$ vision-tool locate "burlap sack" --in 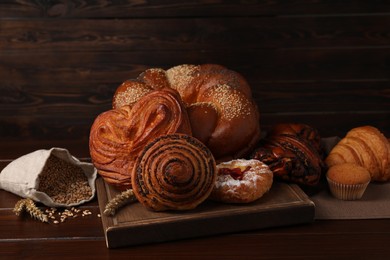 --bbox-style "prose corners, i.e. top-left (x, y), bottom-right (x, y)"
top-left (0, 147), bottom-right (97, 207)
